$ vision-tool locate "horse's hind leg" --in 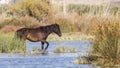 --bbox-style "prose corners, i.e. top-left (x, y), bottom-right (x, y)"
top-left (41, 42), bottom-right (44, 50)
